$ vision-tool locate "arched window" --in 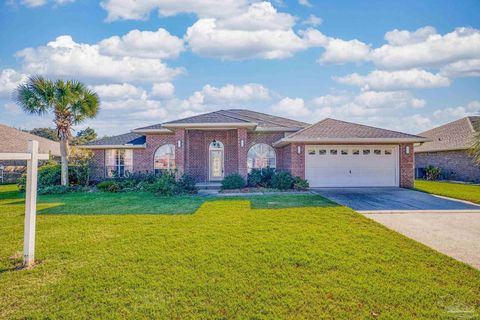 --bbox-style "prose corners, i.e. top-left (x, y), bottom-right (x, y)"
top-left (154, 144), bottom-right (175, 173)
top-left (247, 143), bottom-right (276, 171)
